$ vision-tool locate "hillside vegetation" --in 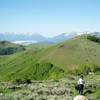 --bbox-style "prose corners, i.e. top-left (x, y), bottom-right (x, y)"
top-left (40, 35), bottom-right (100, 70)
top-left (0, 73), bottom-right (99, 100)
top-left (0, 48), bottom-right (64, 82)
top-left (0, 35), bottom-right (100, 82)
top-left (0, 41), bottom-right (25, 55)
top-left (87, 35), bottom-right (100, 43)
